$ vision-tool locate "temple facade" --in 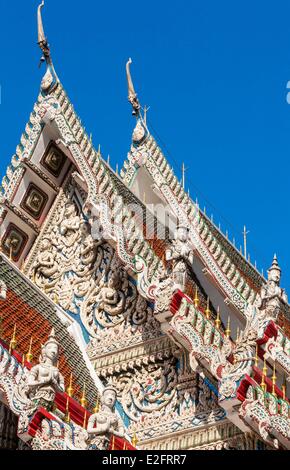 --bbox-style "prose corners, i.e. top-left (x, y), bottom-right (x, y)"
top-left (0, 3), bottom-right (289, 451)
